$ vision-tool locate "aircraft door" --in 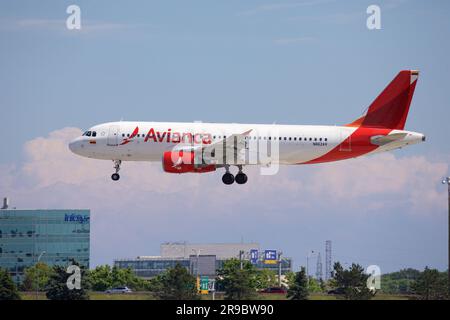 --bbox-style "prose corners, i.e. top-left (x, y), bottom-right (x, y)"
top-left (107, 125), bottom-right (120, 146)
top-left (339, 128), bottom-right (352, 152)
